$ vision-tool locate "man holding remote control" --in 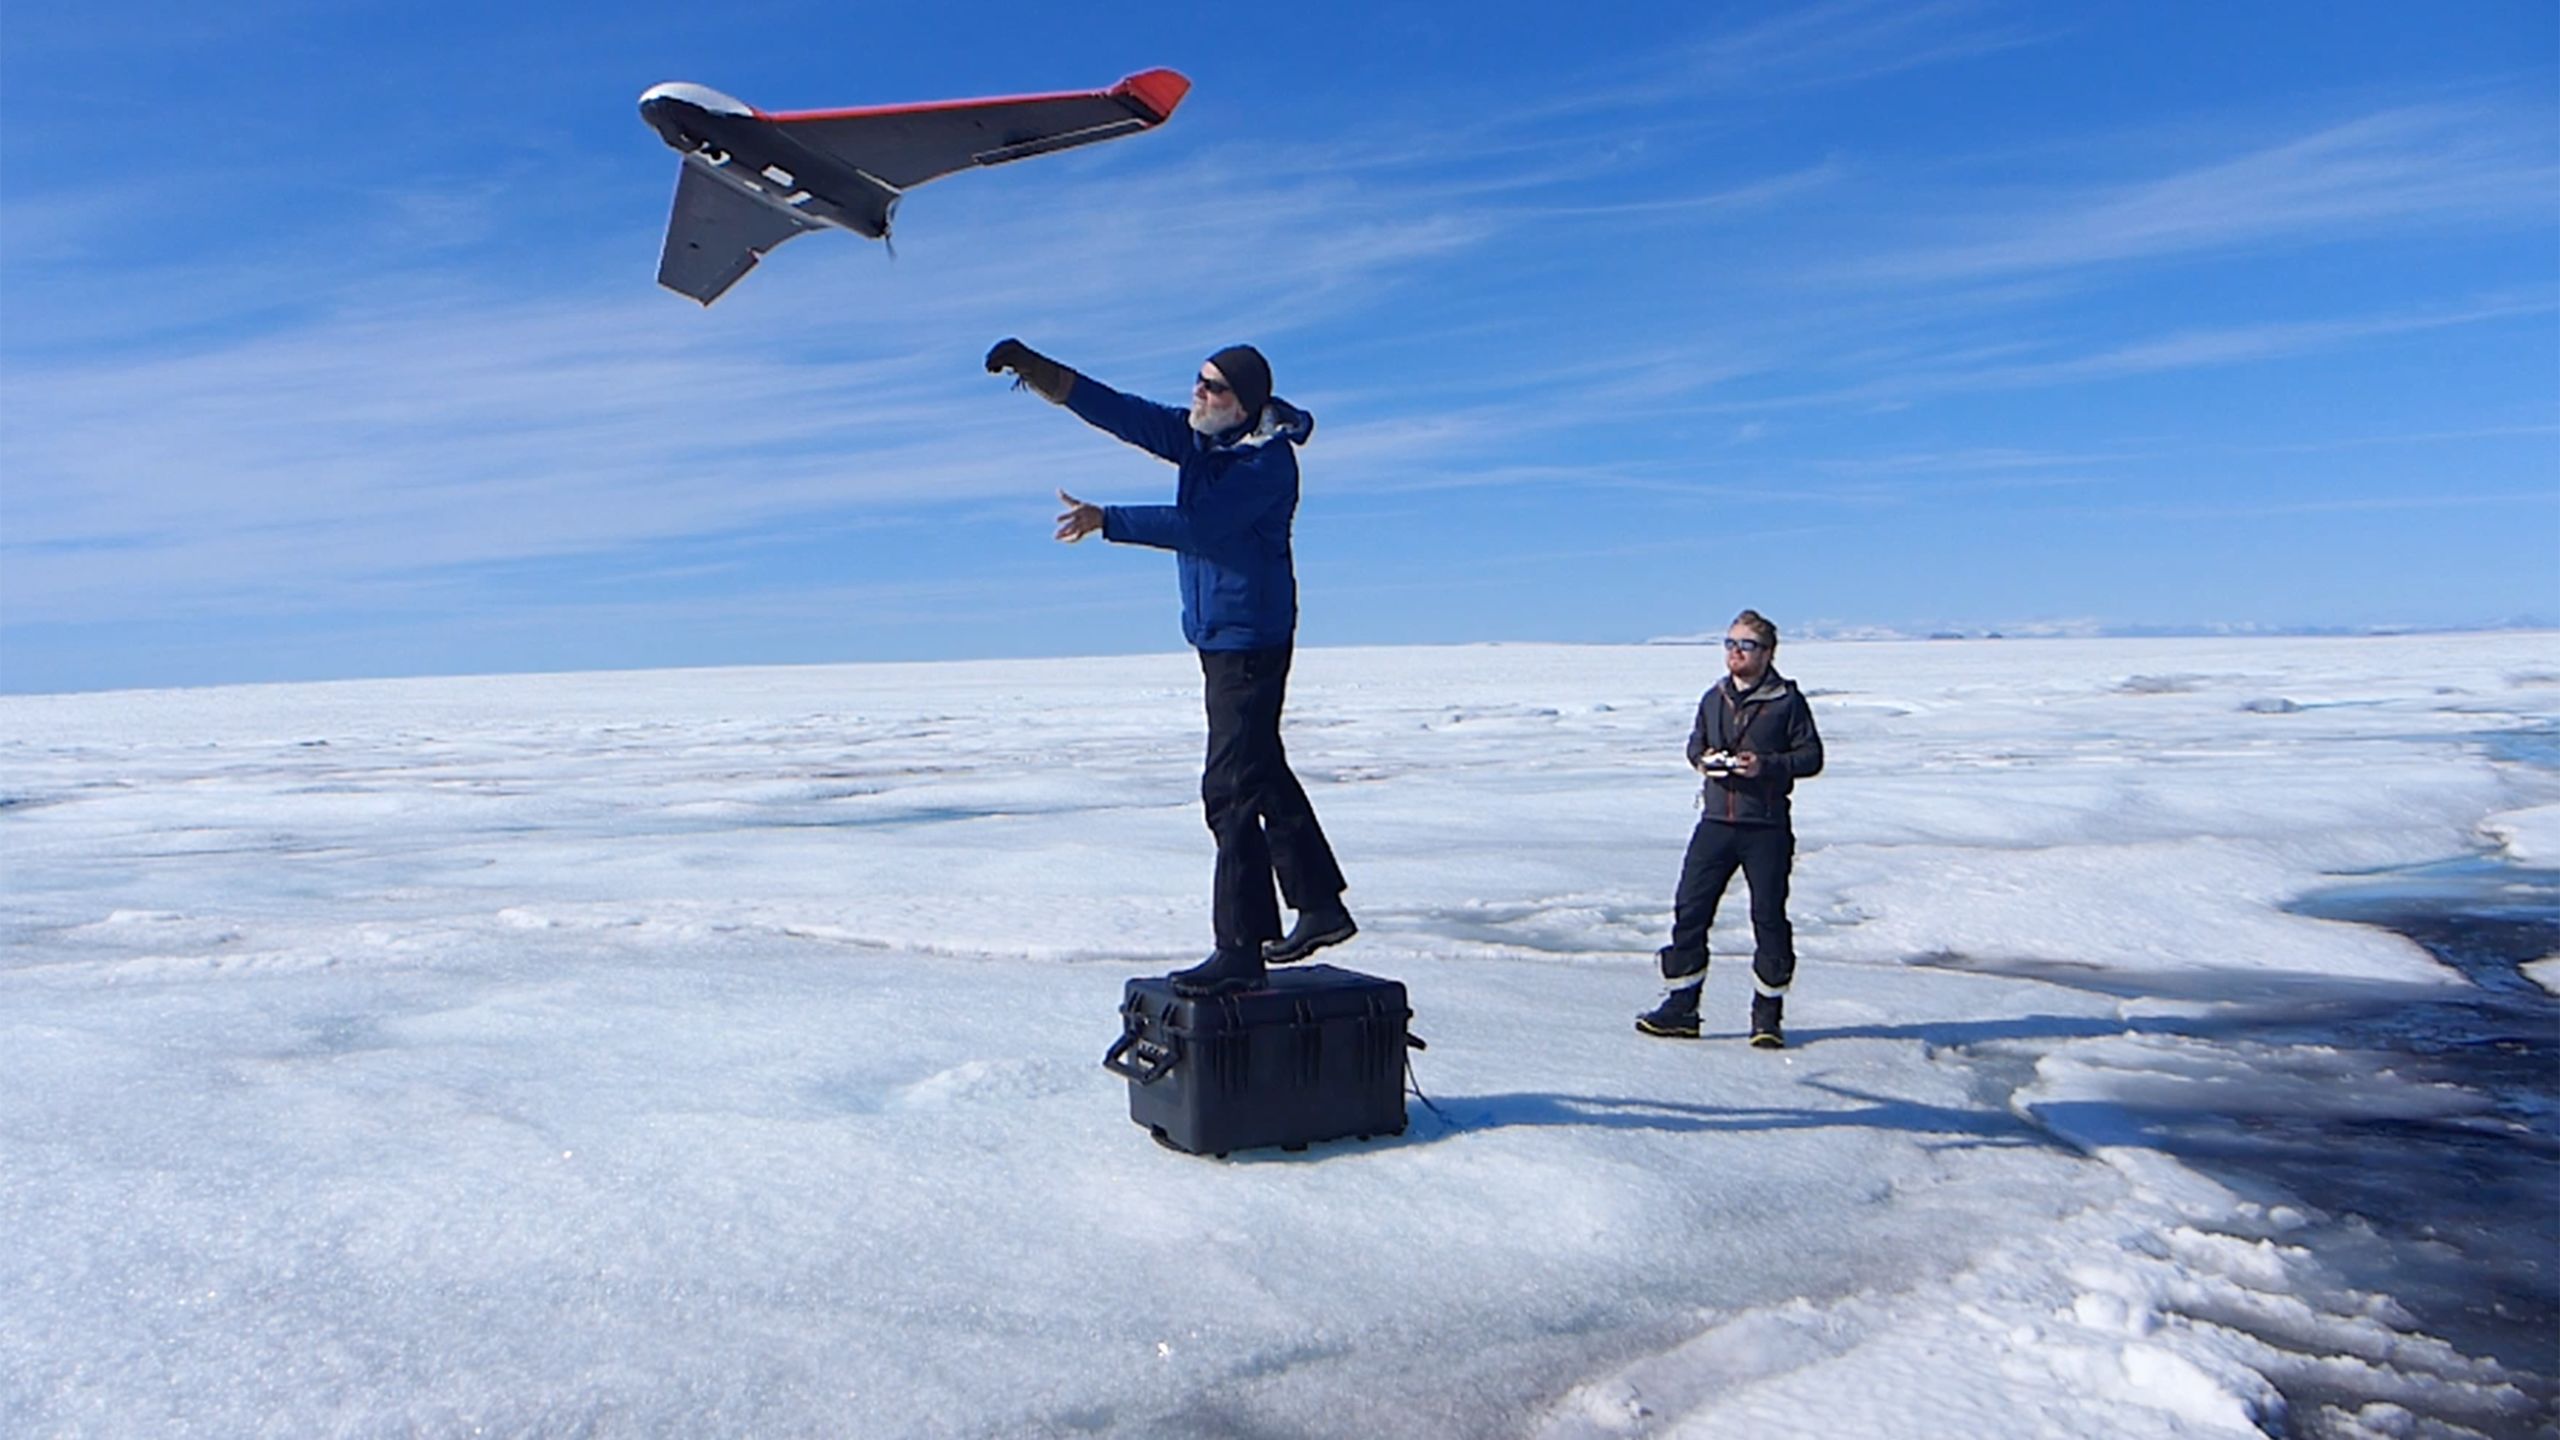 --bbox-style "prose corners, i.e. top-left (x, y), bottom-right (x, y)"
top-left (1638, 609), bottom-right (1825, 1048)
